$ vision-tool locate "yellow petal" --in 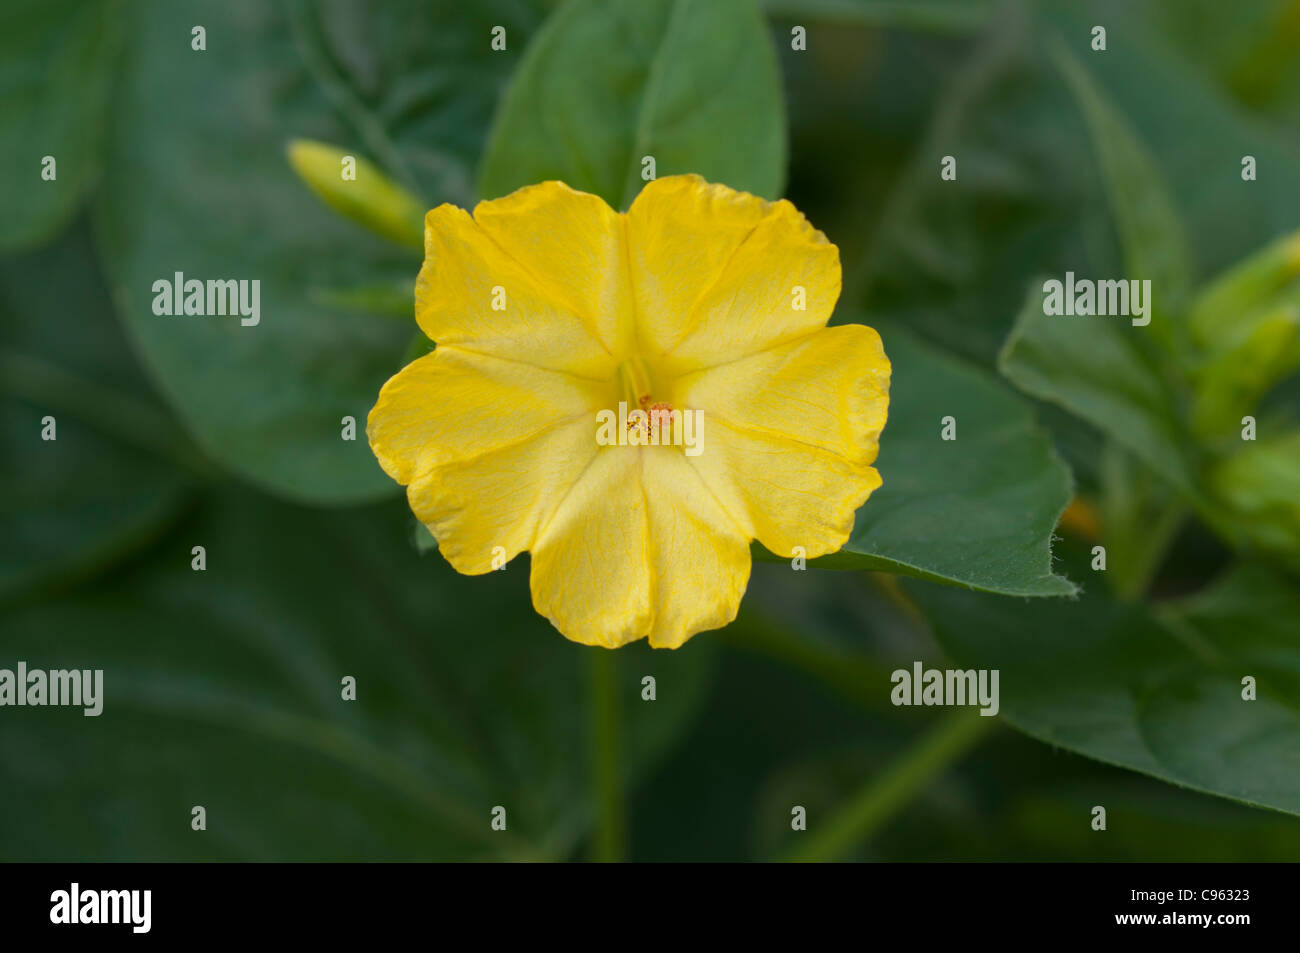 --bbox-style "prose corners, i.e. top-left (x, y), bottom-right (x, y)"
top-left (676, 323), bottom-right (890, 466)
top-left (688, 422), bottom-right (881, 559)
top-left (529, 447), bottom-right (752, 648)
top-left (625, 174), bottom-right (840, 377)
top-left (366, 347), bottom-right (602, 486)
top-left (677, 324), bottom-right (890, 559)
top-left (417, 181), bottom-right (627, 379)
top-left (529, 449), bottom-right (653, 648)
top-left (641, 450), bottom-right (751, 649)
top-left (409, 418), bottom-right (599, 574)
